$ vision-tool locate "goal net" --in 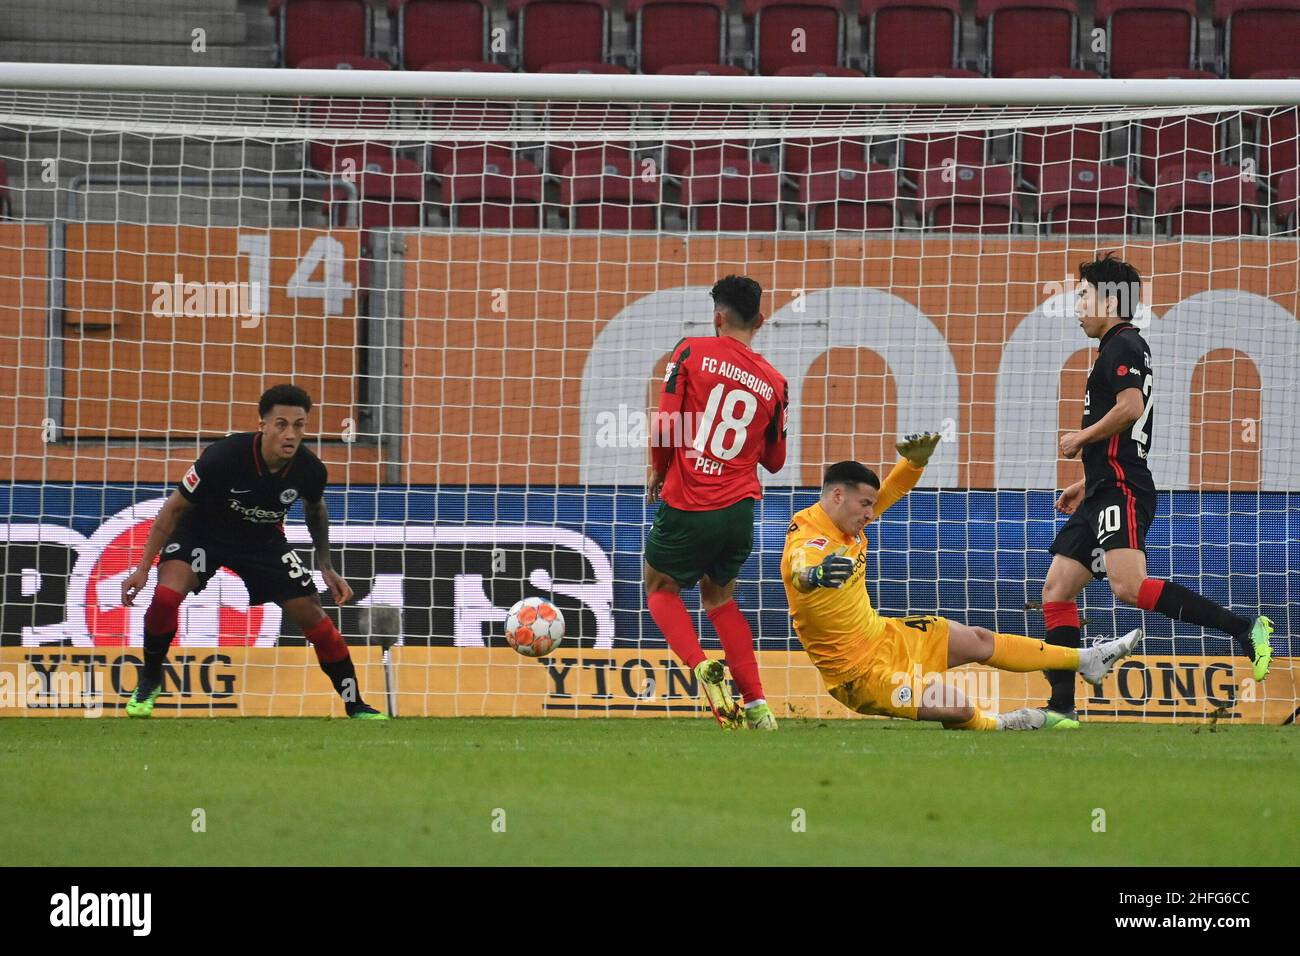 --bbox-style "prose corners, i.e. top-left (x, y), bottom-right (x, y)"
top-left (0, 65), bottom-right (1295, 723)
